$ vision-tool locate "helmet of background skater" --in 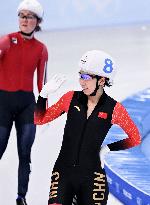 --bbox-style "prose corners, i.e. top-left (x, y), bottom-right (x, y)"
top-left (17, 0), bottom-right (44, 19)
top-left (79, 50), bottom-right (117, 82)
